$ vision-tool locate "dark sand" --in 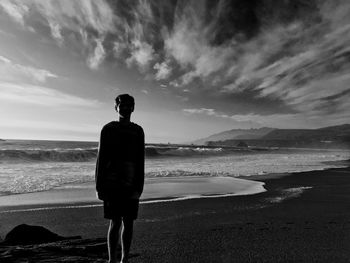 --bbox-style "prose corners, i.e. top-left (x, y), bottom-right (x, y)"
top-left (1, 166), bottom-right (350, 262)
